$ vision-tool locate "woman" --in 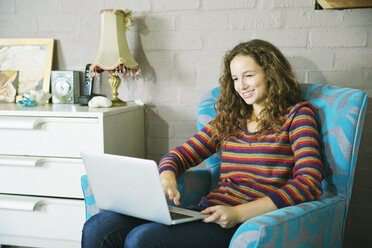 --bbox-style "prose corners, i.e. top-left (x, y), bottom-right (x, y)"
top-left (82, 39), bottom-right (324, 248)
